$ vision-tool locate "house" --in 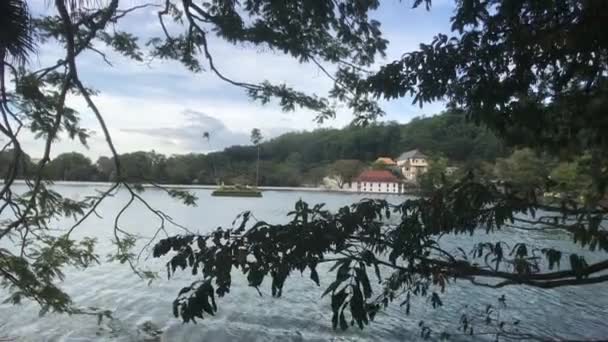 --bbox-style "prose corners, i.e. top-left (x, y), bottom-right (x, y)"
top-left (350, 170), bottom-right (402, 194)
top-left (396, 149), bottom-right (428, 182)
